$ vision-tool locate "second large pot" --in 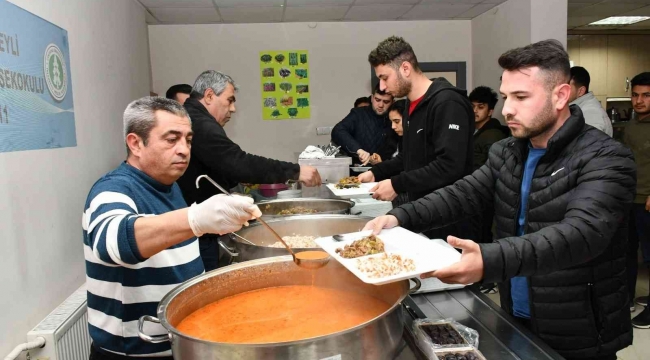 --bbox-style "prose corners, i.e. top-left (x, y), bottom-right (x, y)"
top-left (257, 198), bottom-right (355, 219)
top-left (220, 215), bottom-right (372, 264)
